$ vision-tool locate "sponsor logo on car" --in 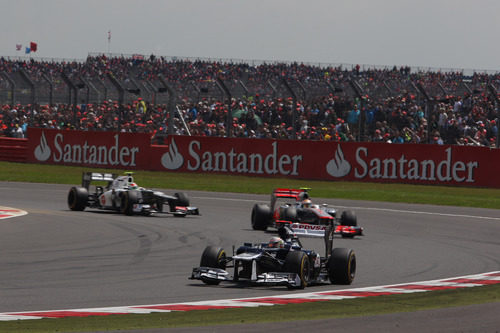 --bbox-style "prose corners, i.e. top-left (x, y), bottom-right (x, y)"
top-left (292, 224), bottom-right (327, 230)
